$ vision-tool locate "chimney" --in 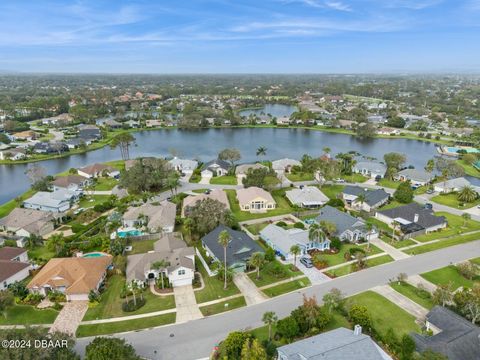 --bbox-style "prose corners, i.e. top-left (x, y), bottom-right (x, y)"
top-left (354, 325), bottom-right (362, 336)
top-left (414, 214), bottom-right (419, 223)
